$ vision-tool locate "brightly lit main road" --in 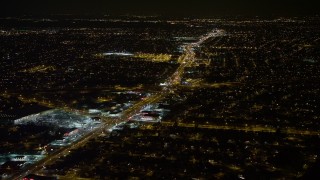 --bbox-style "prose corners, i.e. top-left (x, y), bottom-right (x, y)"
top-left (11, 29), bottom-right (225, 180)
